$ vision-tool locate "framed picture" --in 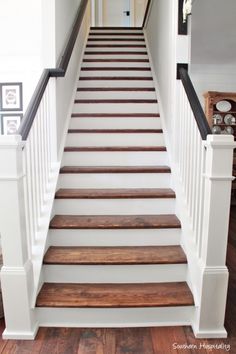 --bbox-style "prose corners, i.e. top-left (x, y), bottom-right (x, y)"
top-left (0, 82), bottom-right (23, 111)
top-left (1, 114), bottom-right (23, 135)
